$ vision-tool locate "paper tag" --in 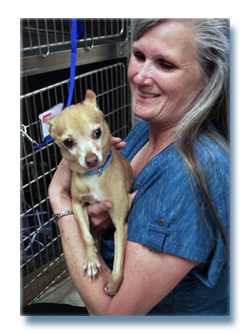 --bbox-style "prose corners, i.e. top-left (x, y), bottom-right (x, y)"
top-left (39, 103), bottom-right (64, 141)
